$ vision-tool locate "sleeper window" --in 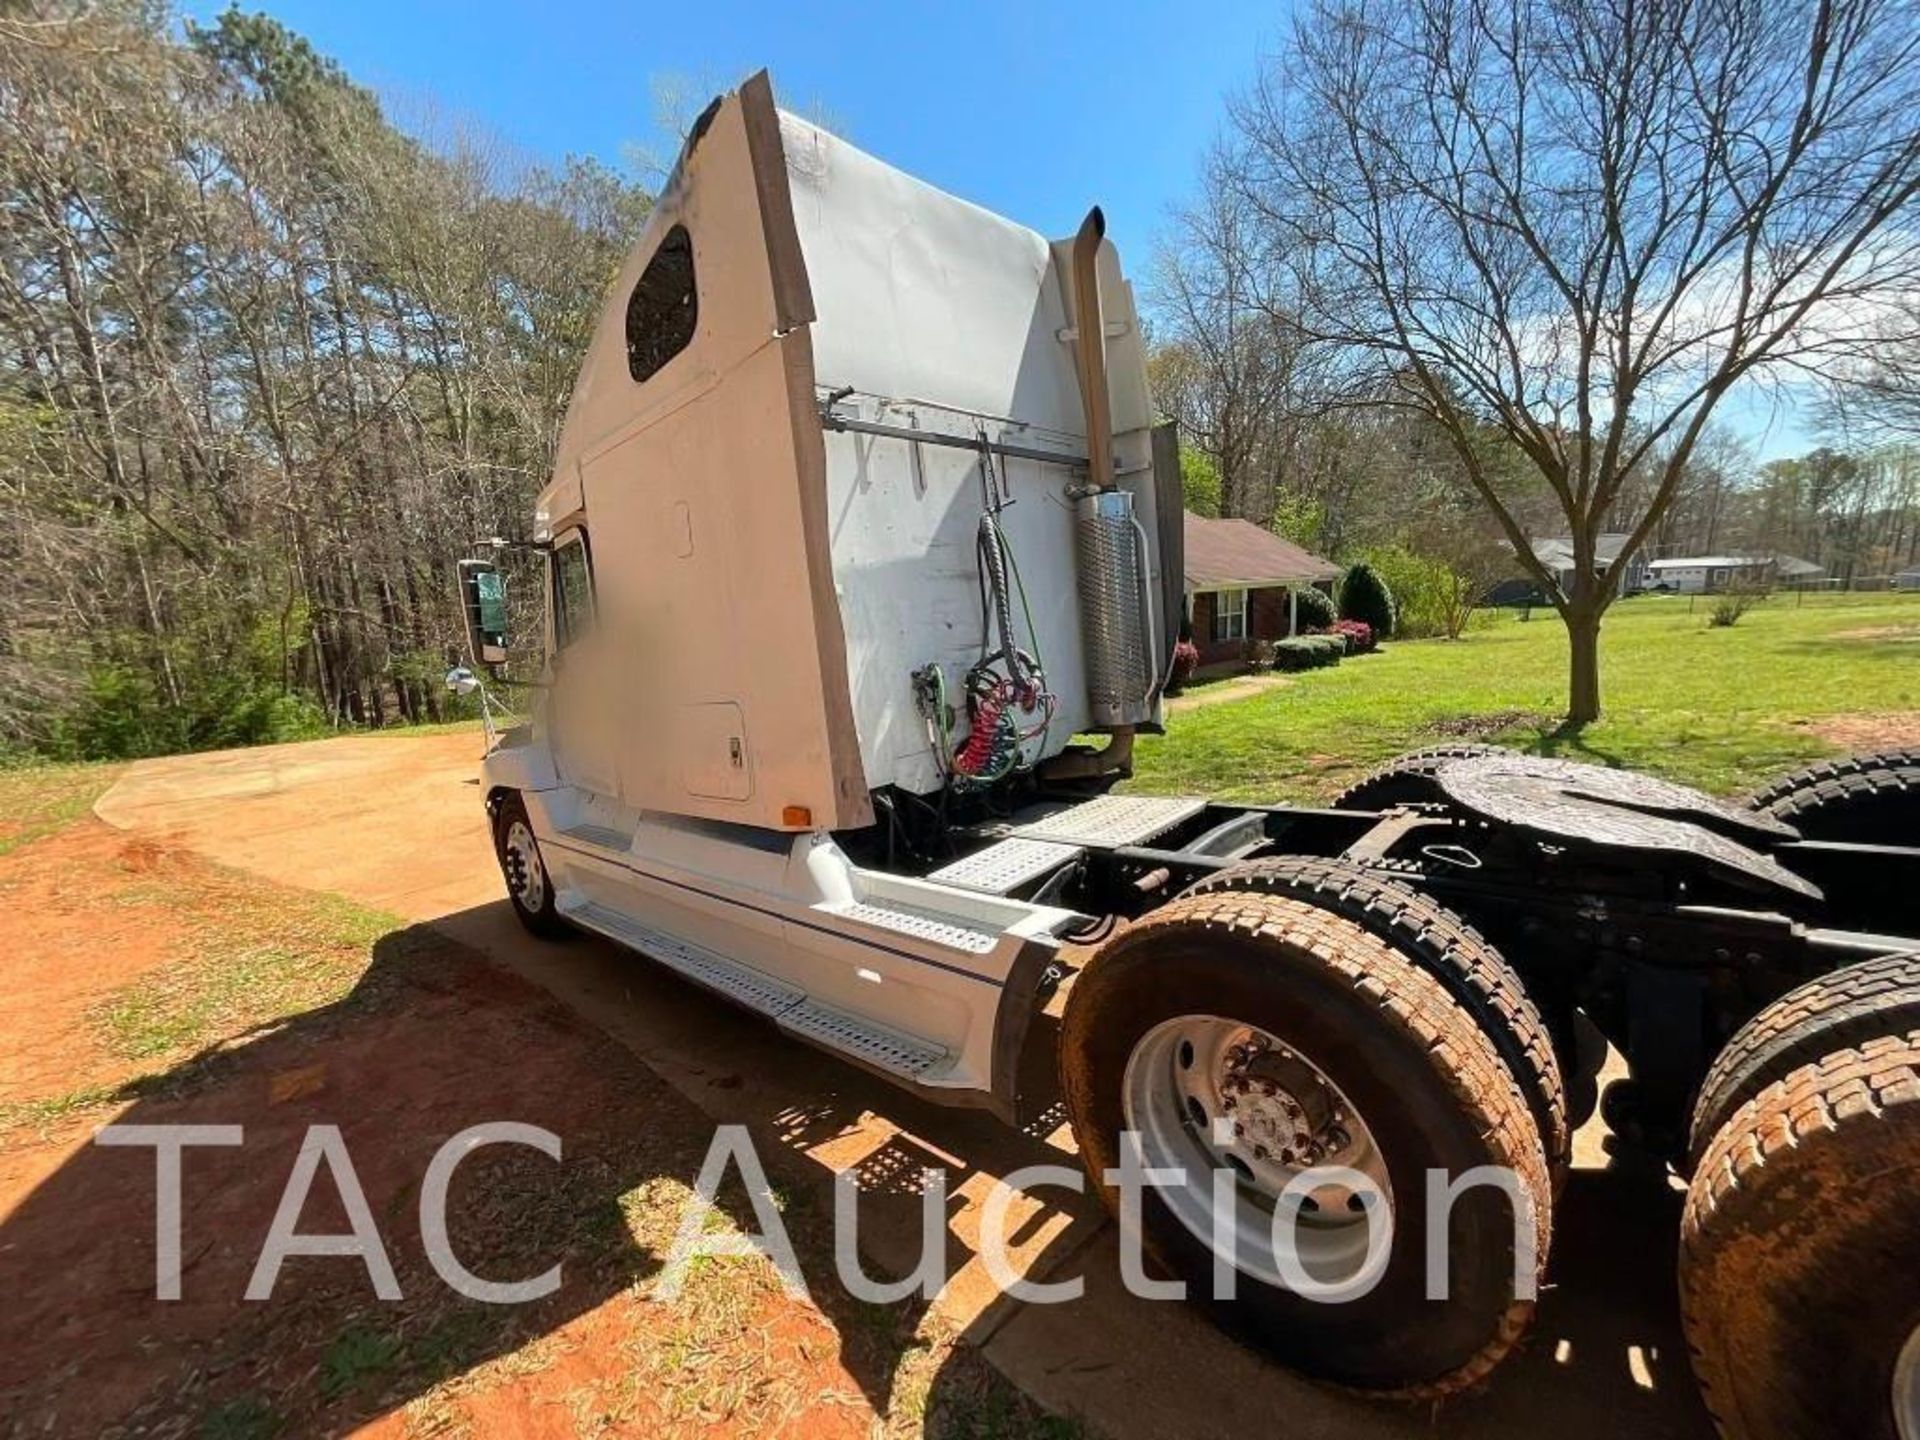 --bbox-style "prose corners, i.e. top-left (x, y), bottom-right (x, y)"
top-left (624, 224), bottom-right (698, 383)
top-left (553, 537), bottom-right (594, 650)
